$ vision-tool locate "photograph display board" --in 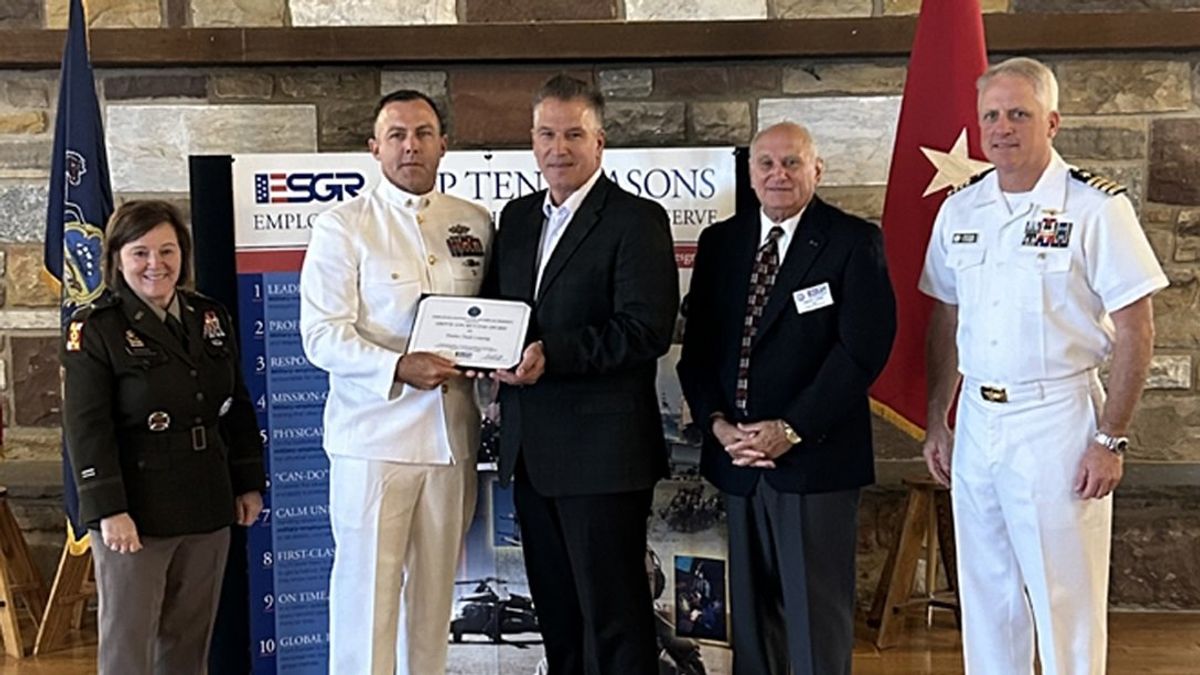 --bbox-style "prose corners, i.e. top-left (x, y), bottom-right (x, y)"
top-left (228, 149), bottom-right (738, 674)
